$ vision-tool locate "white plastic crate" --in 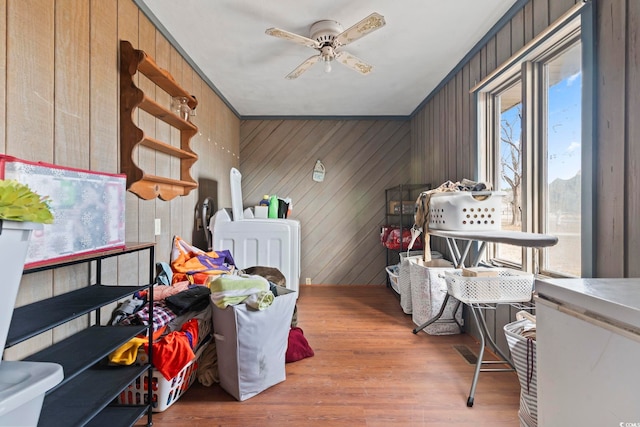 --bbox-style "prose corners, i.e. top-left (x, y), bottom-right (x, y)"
top-left (428, 191), bottom-right (505, 231)
top-left (445, 268), bottom-right (533, 304)
top-left (117, 340), bottom-right (209, 412)
top-left (385, 265), bottom-right (400, 293)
